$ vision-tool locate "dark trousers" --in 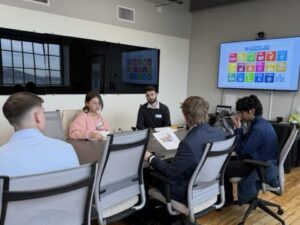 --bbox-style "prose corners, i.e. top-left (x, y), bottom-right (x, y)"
top-left (224, 159), bottom-right (253, 202)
